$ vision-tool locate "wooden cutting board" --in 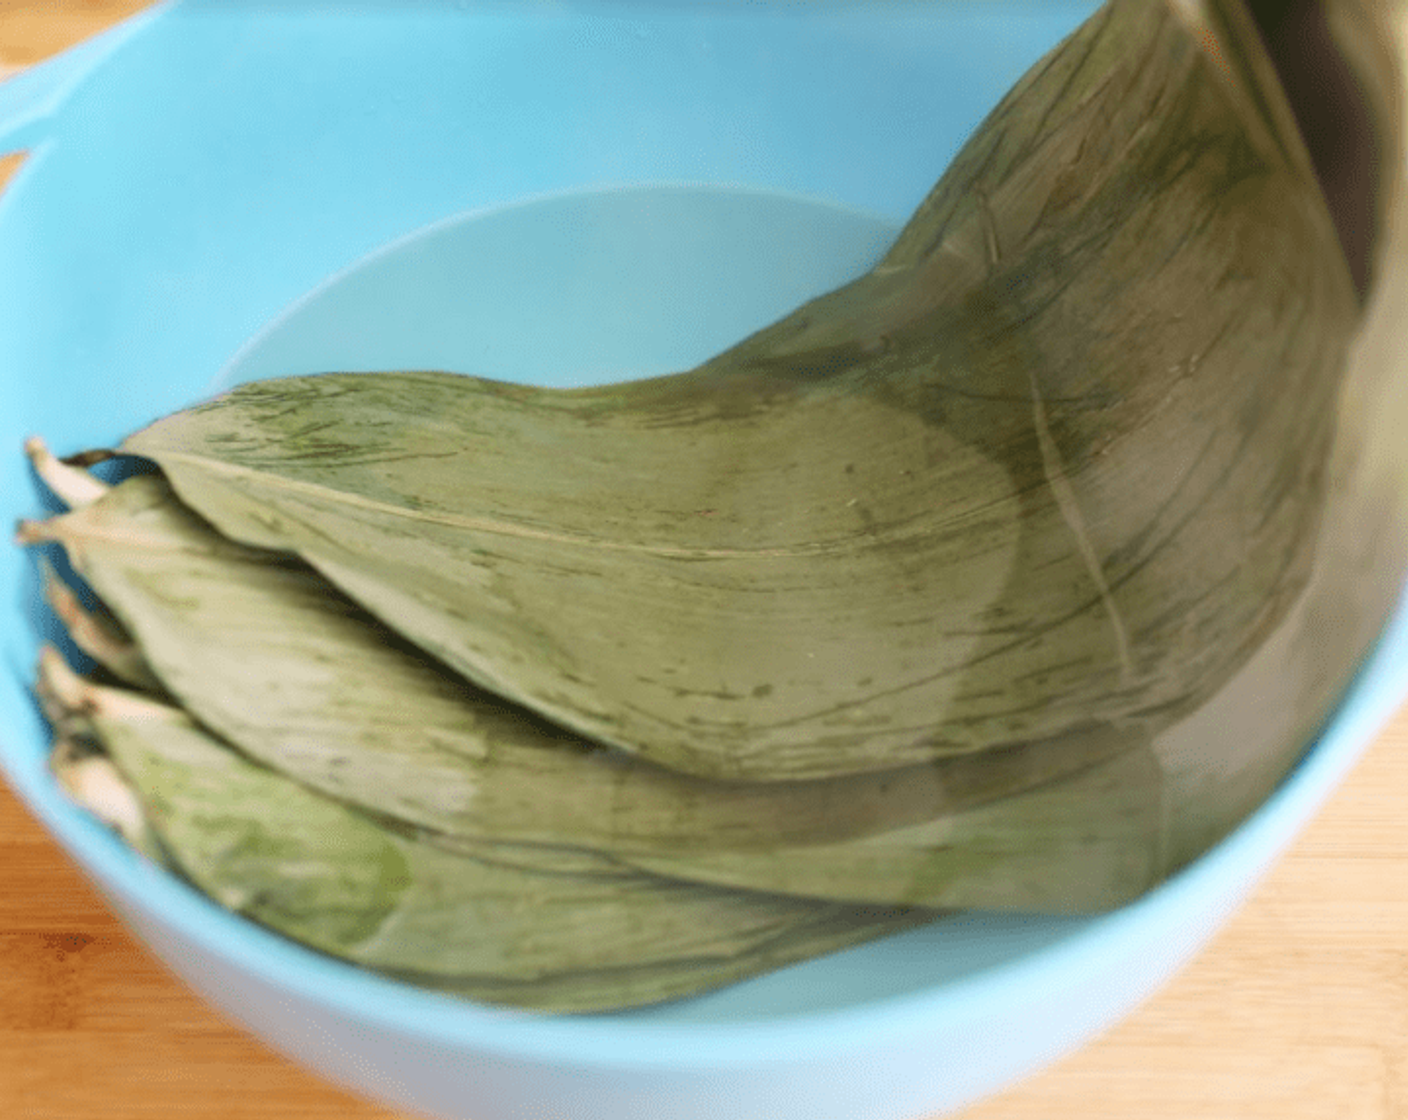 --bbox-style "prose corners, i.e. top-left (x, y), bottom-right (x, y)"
top-left (2, 4), bottom-right (1407, 1118)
